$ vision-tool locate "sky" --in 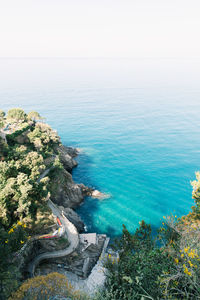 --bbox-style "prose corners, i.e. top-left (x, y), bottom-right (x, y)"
top-left (0, 0), bottom-right (200, 58)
